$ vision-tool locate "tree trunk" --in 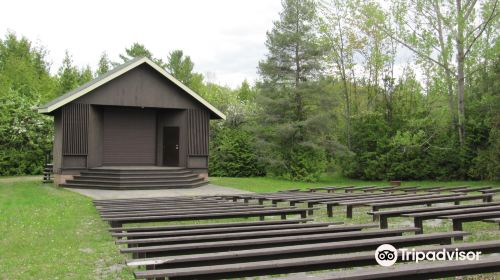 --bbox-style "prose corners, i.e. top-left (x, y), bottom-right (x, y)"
top-left (433, 0), bottom-right (457, 133)
top-left (456, 0), bottom-right (466, 145)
